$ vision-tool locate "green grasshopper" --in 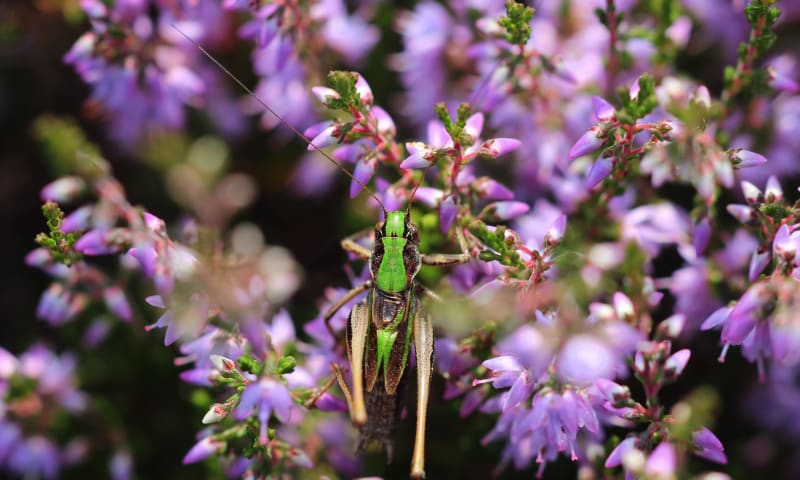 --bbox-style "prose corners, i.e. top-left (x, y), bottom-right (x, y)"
top-left (173, 26), bottom-right (472, 479)
top-left (321, 205), bottom-right (470, 478)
